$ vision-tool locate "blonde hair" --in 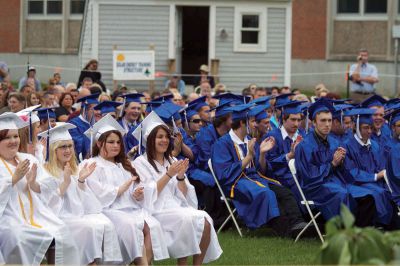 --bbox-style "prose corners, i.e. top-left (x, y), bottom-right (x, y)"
top-left (44, 140), bottom-right (78, 177)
